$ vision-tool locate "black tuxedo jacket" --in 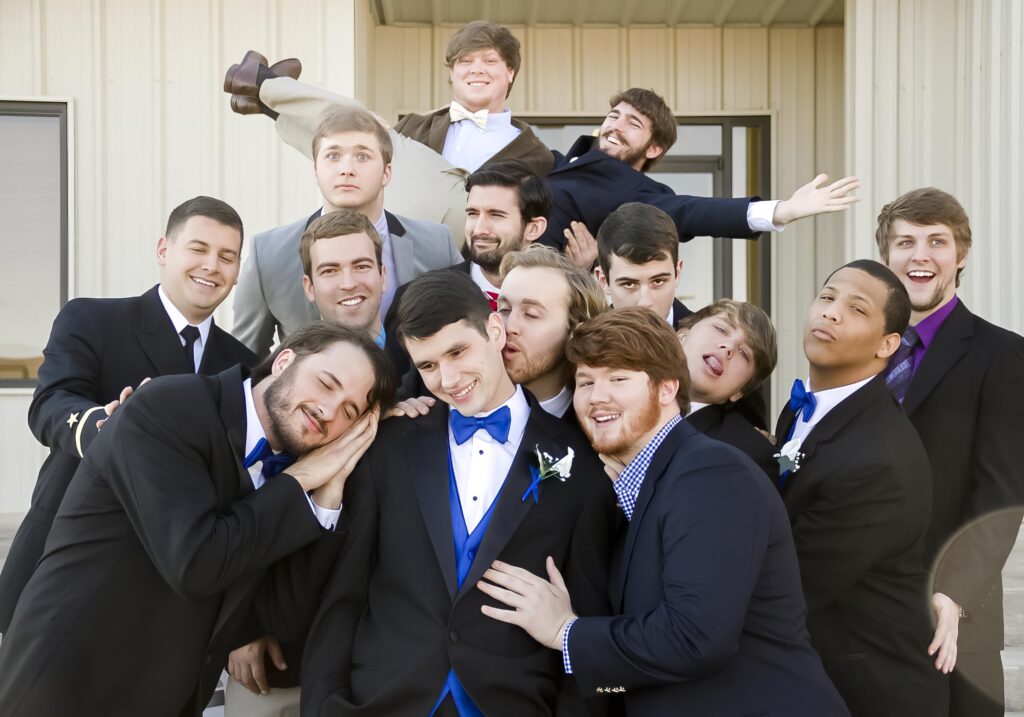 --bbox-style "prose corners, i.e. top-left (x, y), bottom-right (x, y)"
top-left (540, 136), bottom-right (759, 249)
top-left (687, 403), bottom-right (776, 477)
top-left (0, 366), bottom-right (342, 716)
top-left (394, 107), bottom-right (555, 177)
top-left (568, 420), bottom-right (847, 716)
top-left (0, 286), bottom-right (256, 633)
top-left (775, 374), bottom-right (946, 717)
top-left (301, 394), bottom-right (619, 716)
top-left (901, 300), bottom-right (1024, 652)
